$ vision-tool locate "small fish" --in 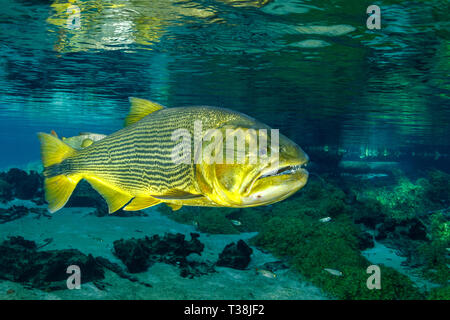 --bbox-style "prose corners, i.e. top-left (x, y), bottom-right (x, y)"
top-left (323, 268), bottom-right (343, 276)
top-left (60, 132), bottom-right (107, 150)
top-left (319, 217), bottom-right (331, 223)
top-left (231, 219), bottom-right (242, 226)
top-left (88, 235), bottom-right (104, 242)
top-left (38, 98), bottom-right (309, 213)
top-left (256, 268), bottom-right (277, 279)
